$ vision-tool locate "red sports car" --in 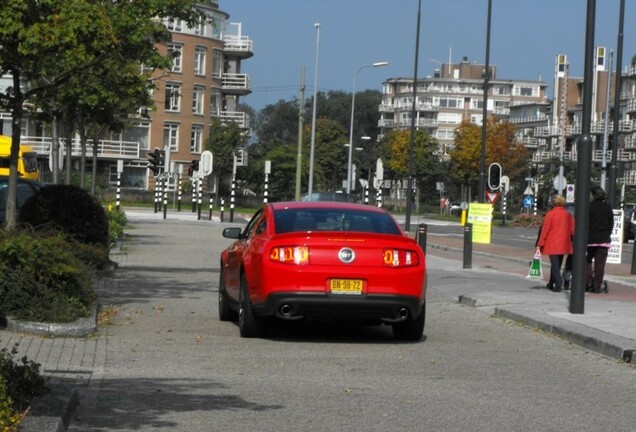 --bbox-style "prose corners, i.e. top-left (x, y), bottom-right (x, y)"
top-left (218, 201), bottom-right (426, 340)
